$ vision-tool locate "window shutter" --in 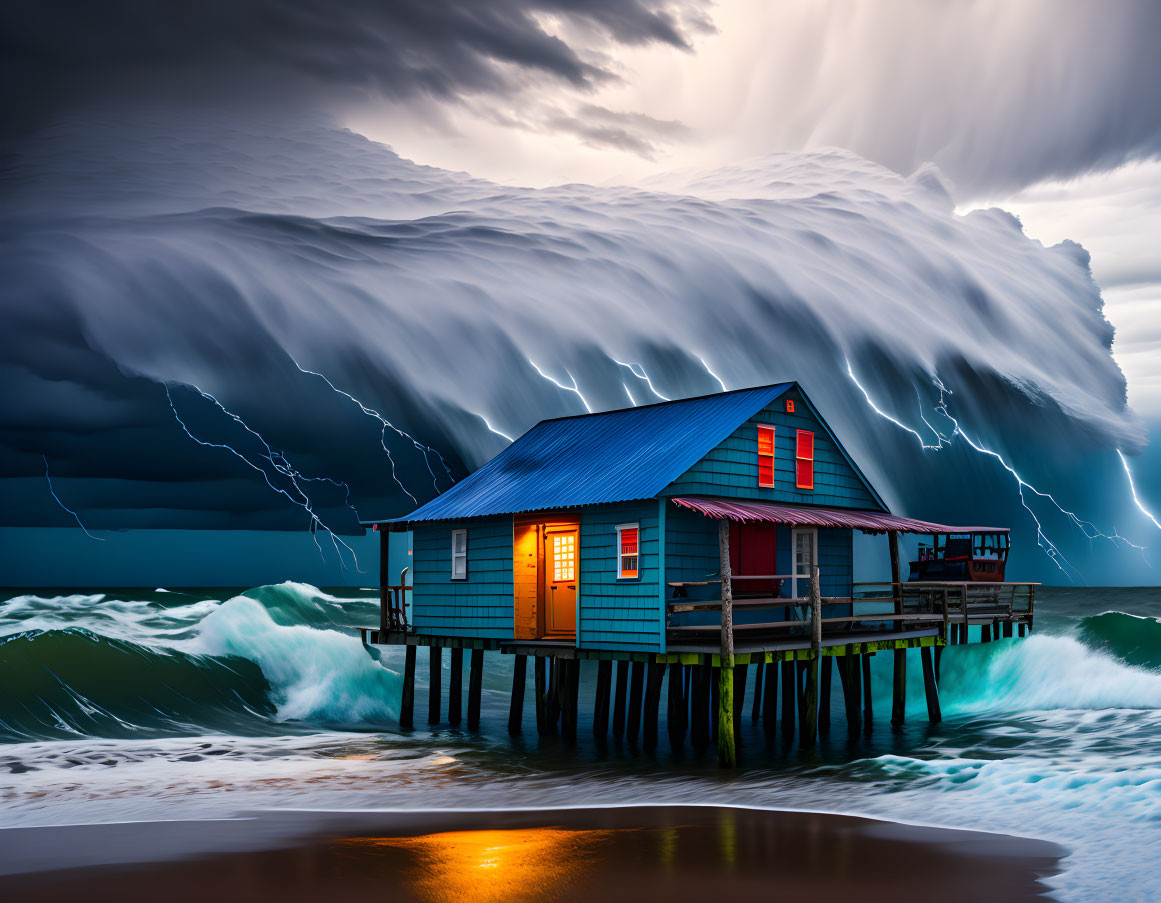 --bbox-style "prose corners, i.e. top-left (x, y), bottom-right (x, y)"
top-left (795, 430), bottom-right (814, 489)
top-left (757, 425), bottom-right (775, 487)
